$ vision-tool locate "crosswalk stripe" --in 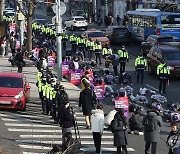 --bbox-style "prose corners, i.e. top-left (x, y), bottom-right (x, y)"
top-left (23, 152), bottom-right (46, 154)
top-left (8, 128), bottom-right (112, 133)
top-left (16, 139), bottom-right (114, 145)
top-left (20, 134), bottom-right (113, 139)
top-left (0, 113), bottom-right (46, 118)
top-left (81, 147), bottom-right (135, 152)
top-left (2, 118), bottom-right (53, 123)
top-left (19, 144), bottom-right (51, 150)
top-left (5, 123), bottom-right (58, 128)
